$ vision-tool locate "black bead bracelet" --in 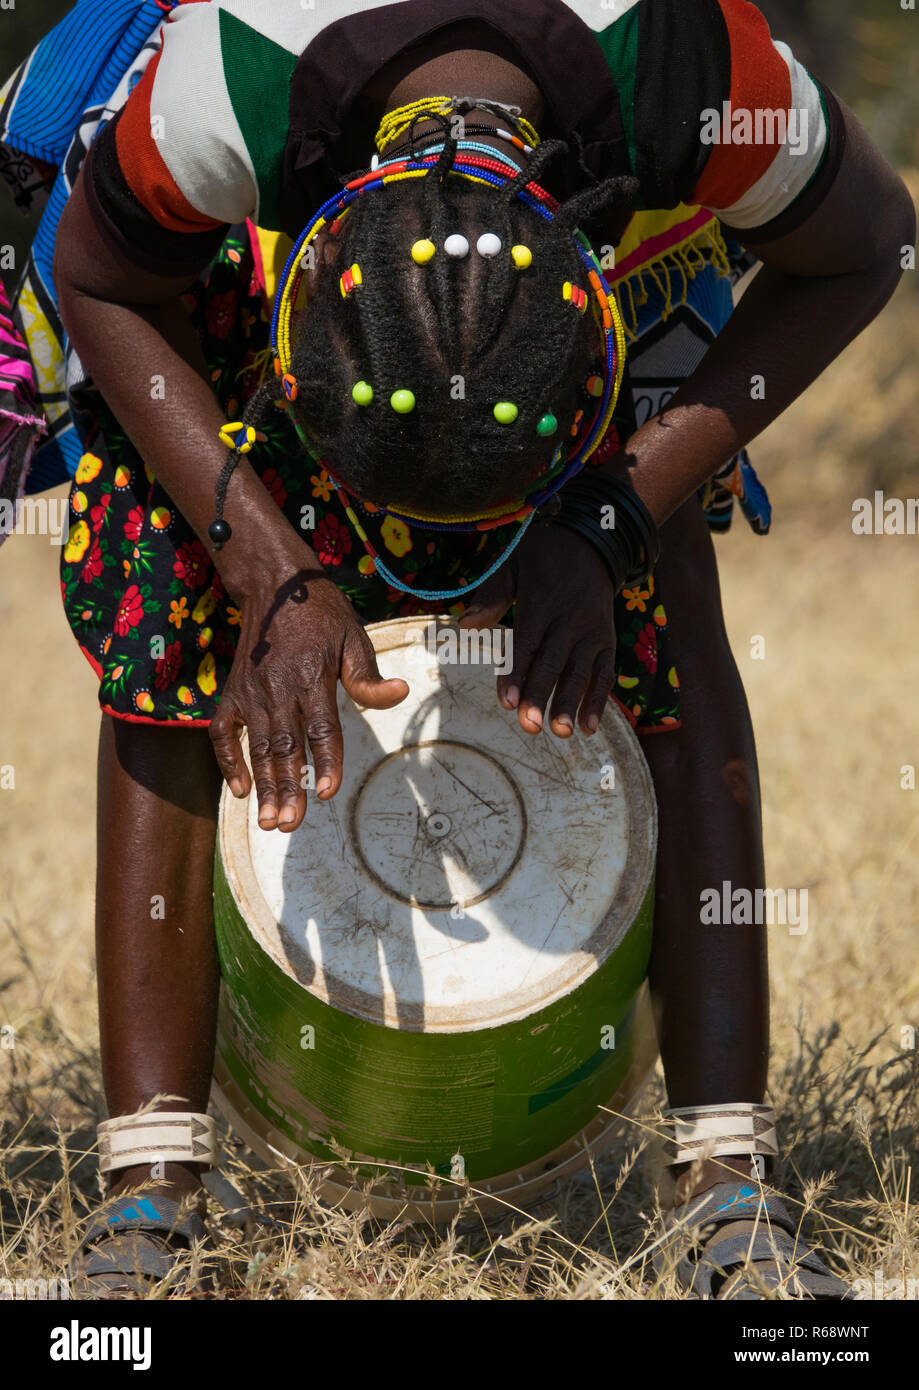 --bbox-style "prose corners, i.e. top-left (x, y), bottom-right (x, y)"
top-left (547, 472), bottom-right (660, 591)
